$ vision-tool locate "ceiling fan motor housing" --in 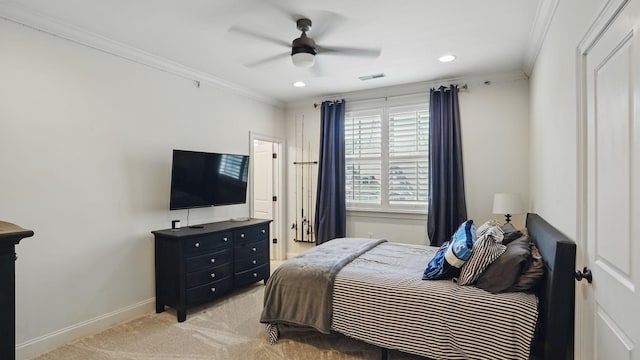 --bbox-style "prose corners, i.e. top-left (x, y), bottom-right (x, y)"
top-left (291, 36), bottom-right (316, 55)
top-left (292, 18), bottom-right (316, 56)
